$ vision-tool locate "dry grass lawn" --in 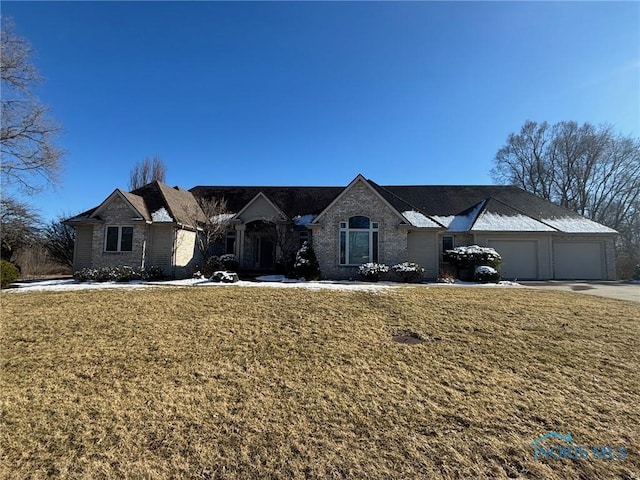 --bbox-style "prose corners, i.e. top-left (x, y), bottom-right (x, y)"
top-left (1, 286), bottom-right (639, 479)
